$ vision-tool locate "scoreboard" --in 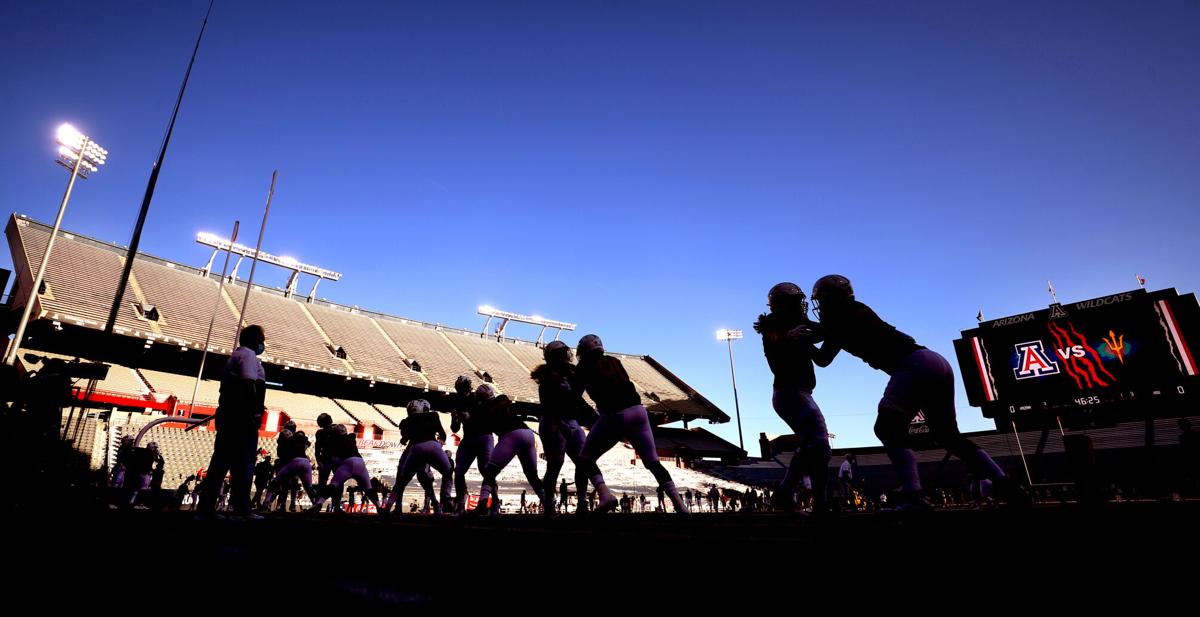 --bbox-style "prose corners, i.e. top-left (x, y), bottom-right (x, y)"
top-left (953, 288), bottom-right (1199, 427)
